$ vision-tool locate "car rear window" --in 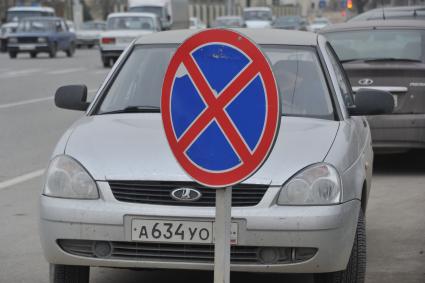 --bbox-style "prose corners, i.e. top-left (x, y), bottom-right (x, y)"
top-left (96, 45), bottom-right (335, 120)
top-left (325, 29), bottom-right (424, 62)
